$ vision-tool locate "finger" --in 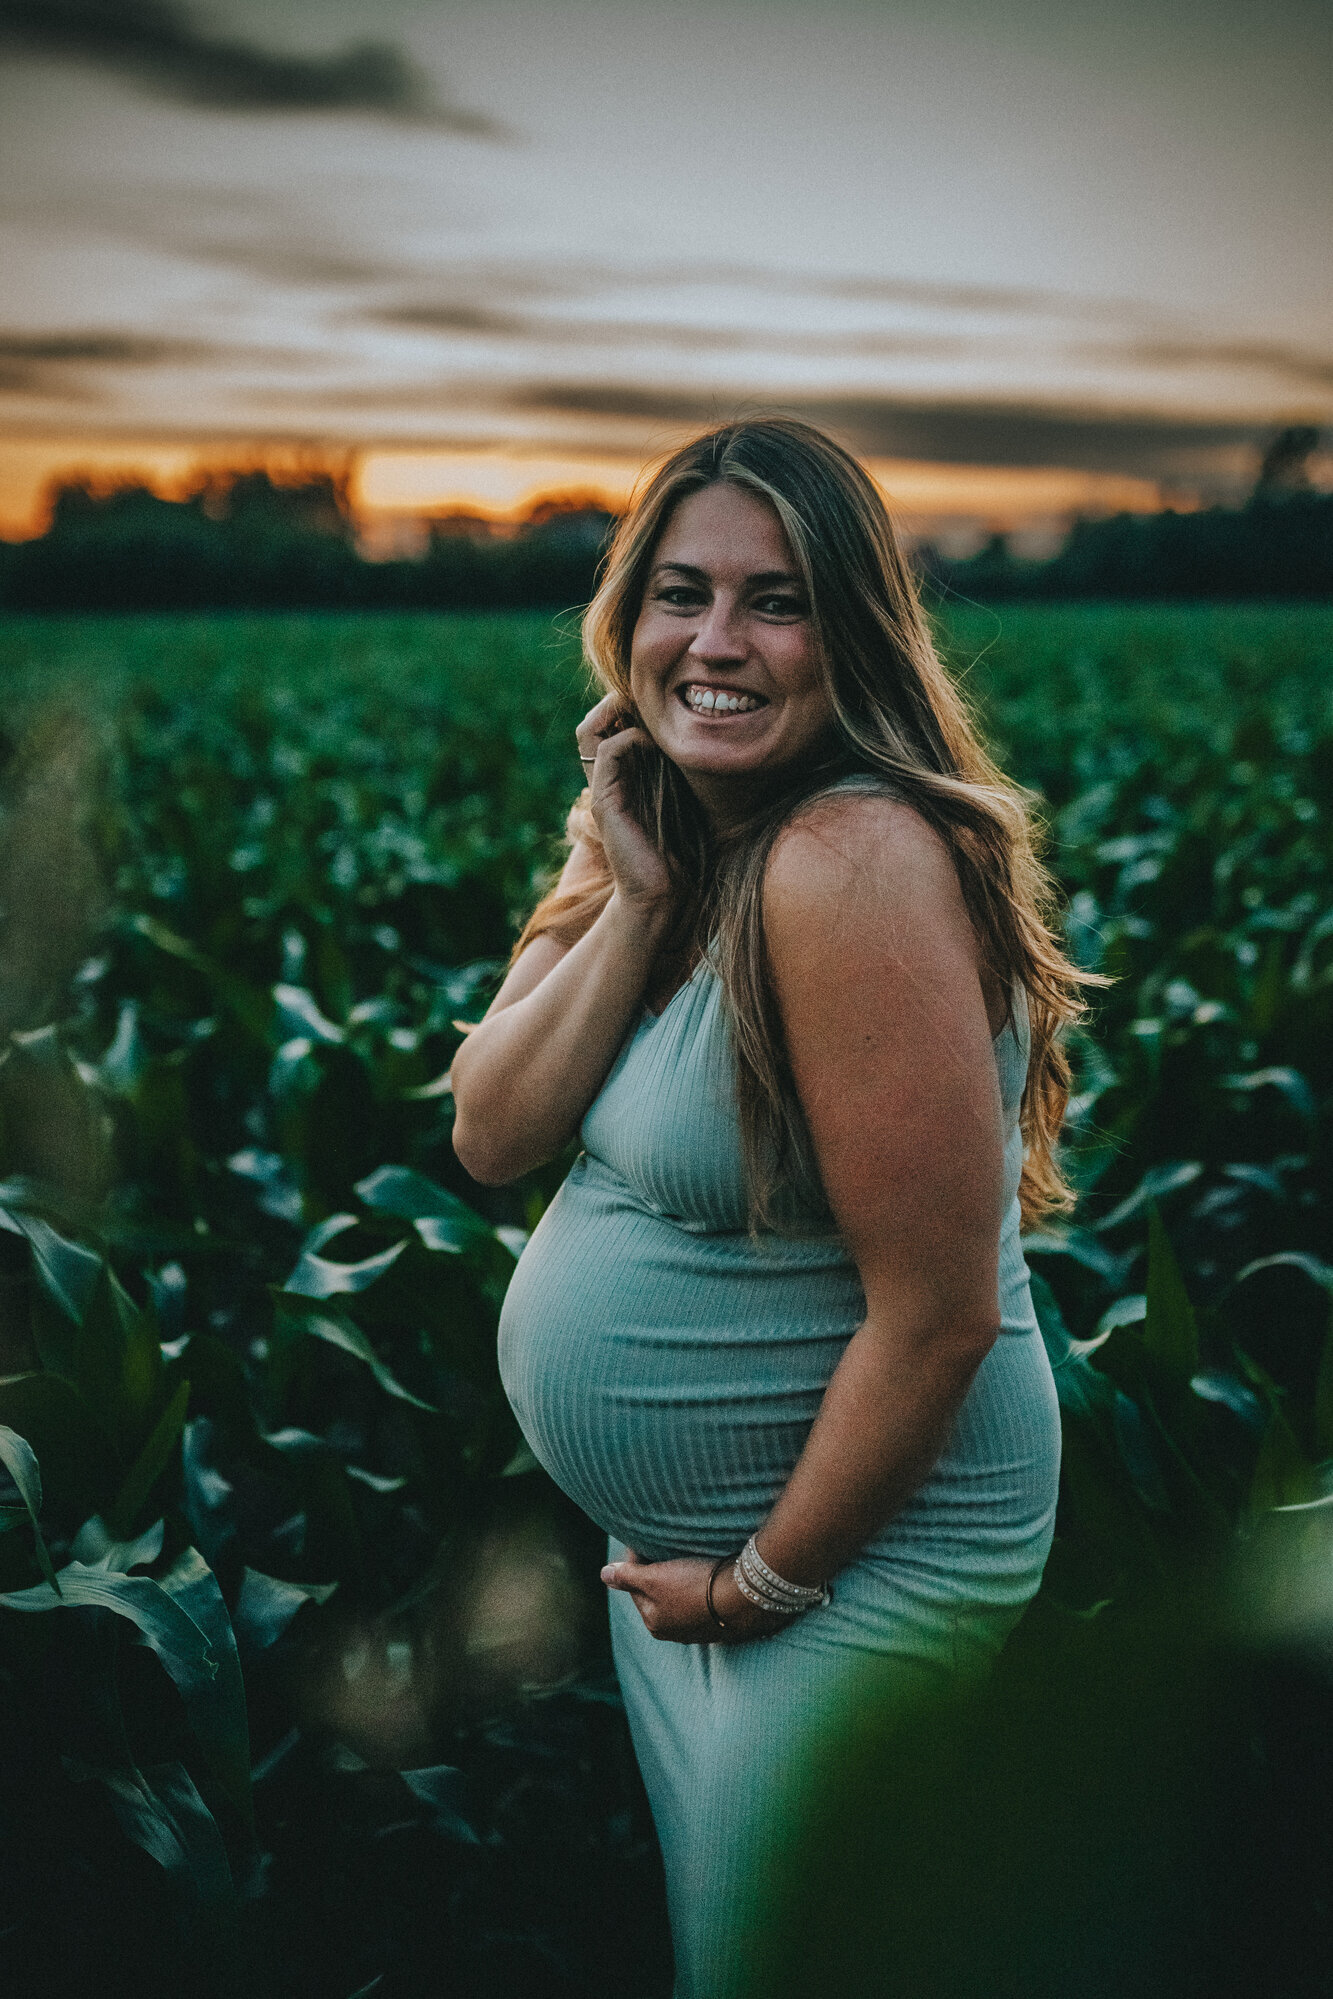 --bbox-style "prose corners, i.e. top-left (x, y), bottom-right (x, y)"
top-left (604, 1575), bottom-right (653, 1616)
top-left (601, 1558), bottom-right (649, 1590)
top-left (579, 691), bottom-right (624, 727)
top-left (601, 1548), bottom-right (645, 1585)
top-left (575, 693), bottom-right (631, 751)
top-left (589, 727), bottom-right (651, 779)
